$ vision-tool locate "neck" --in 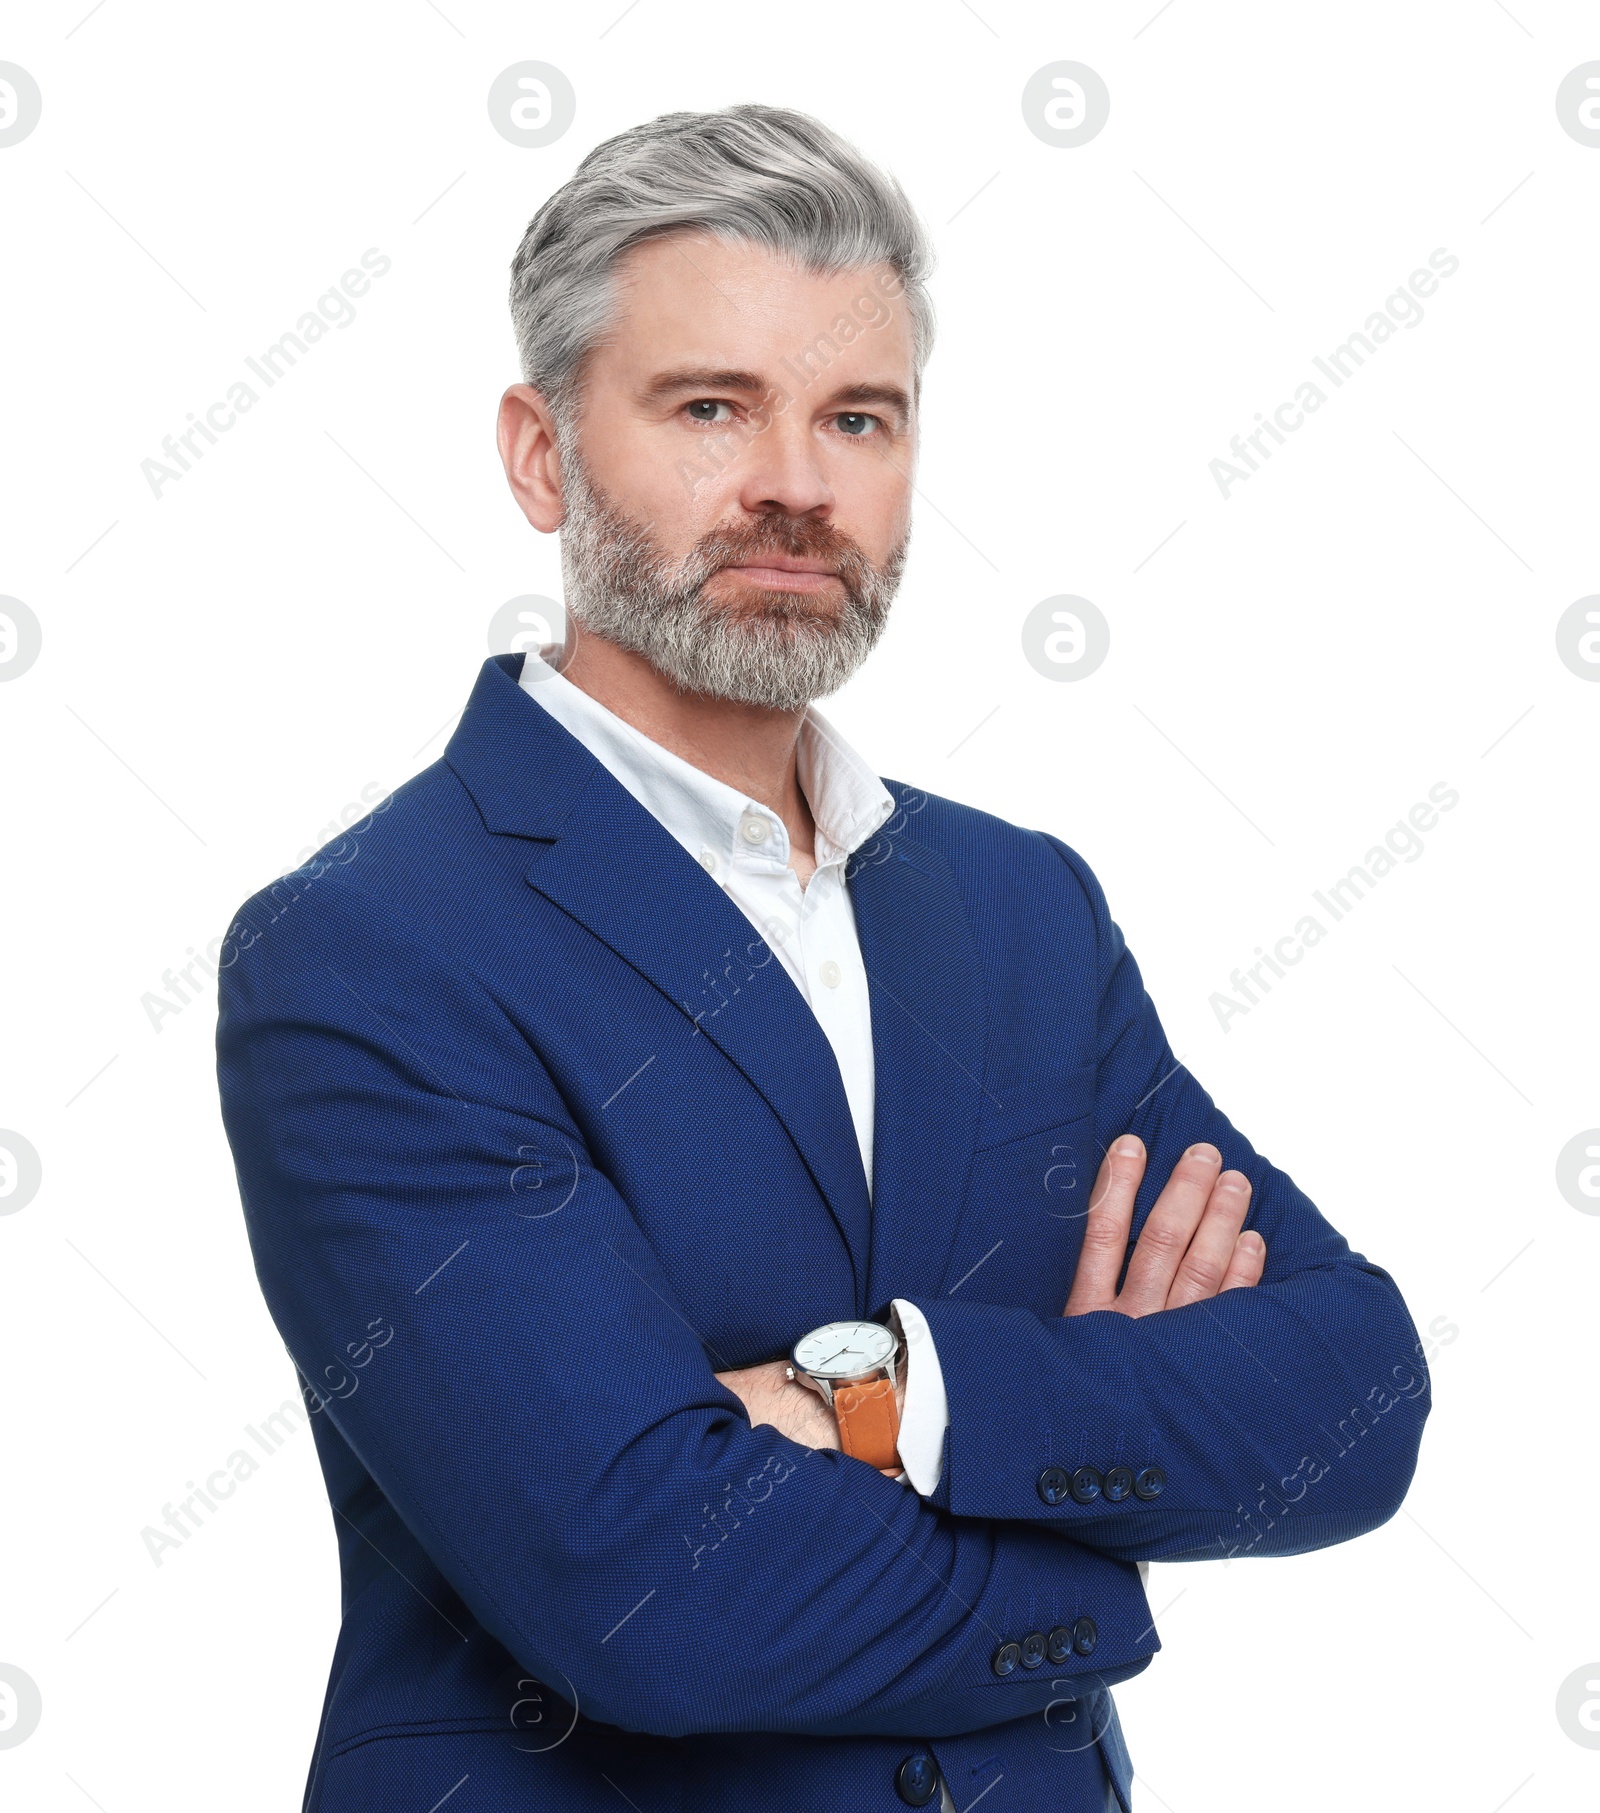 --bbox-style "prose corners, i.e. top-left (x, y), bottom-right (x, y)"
top-left (559, 630), bottom-right (817, 860)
